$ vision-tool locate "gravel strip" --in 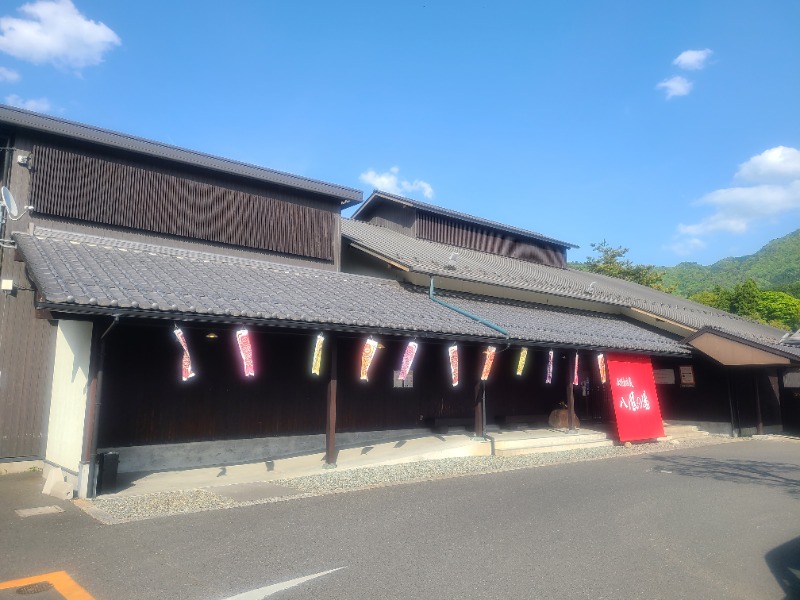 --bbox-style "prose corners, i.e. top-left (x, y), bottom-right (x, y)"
top-left (93, 488), bottom-right (236, 523)
top-left (269, 435), bottom-right (738, 495)
top-left (86, 435), bottom-right (739, 523)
